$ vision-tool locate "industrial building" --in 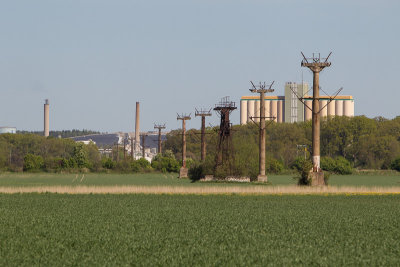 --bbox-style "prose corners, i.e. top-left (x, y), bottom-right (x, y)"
top-left (0, 127), bottom-right (17, 134)
top-left (240, 82), bottom-right (354, 124)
